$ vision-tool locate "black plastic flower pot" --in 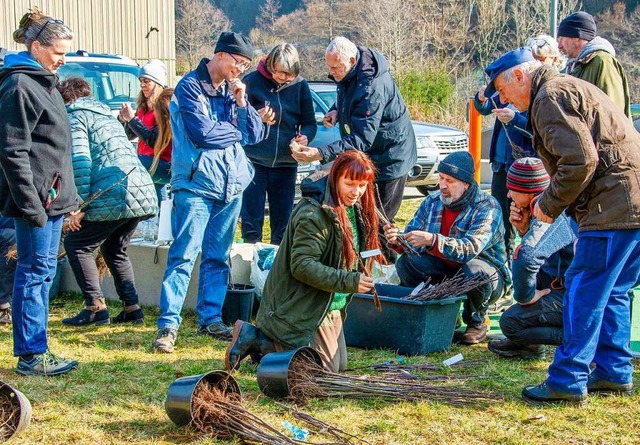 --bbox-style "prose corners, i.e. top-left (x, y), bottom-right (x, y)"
top-left (0, 380), bottom-right (32, 440)
top-left (164, 370), bottom-right (241, 426)
top-left (222, 284), bottom-right (255, 325)
top-left (256, 346), bottom-right (323, 398)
